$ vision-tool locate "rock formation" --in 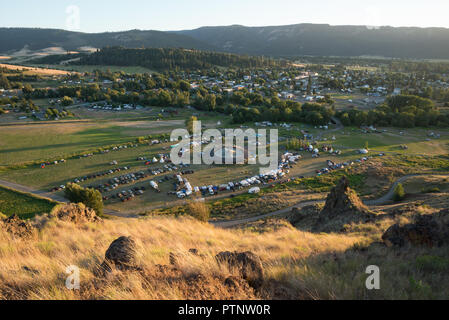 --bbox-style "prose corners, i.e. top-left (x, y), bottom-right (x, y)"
top-left (1, 214), bottom-right (36, 239)
top-left (315, 176), bottom-right (373, 232)
top-left (52, 203), bottom-right (101, 224)
top-left (215, 251), bottom-right (264, 289)
top-left (382, 211), bottom-right (449, 247)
